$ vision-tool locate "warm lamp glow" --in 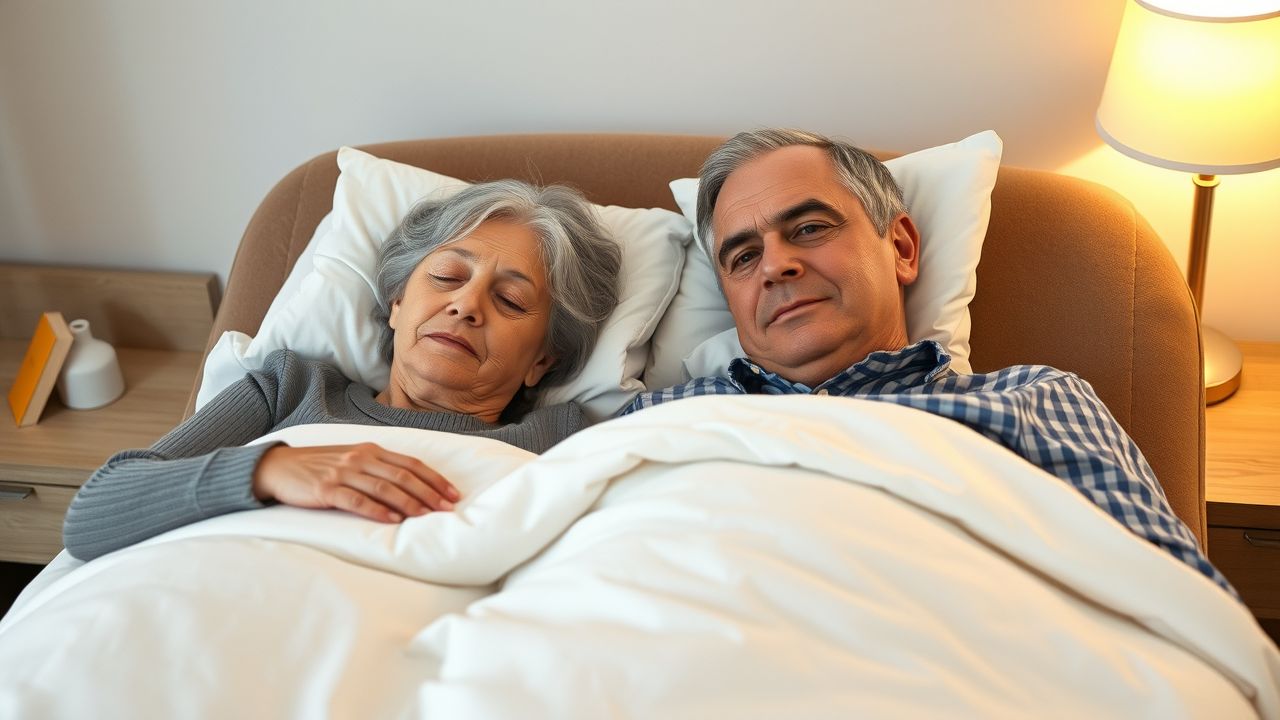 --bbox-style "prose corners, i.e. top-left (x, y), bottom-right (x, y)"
top-left (1137, 0), bottom-right (1280, 21)
top-left (1096, 0), bottom-right (1280, 403)
top-left (1097, 2), bottom-right (1280, 173)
